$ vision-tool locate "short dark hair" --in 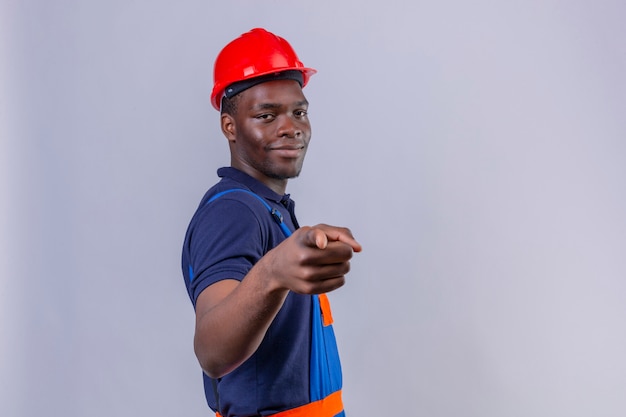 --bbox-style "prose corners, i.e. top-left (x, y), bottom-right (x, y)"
top-left (220, 94), bottom-right (240, 116)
